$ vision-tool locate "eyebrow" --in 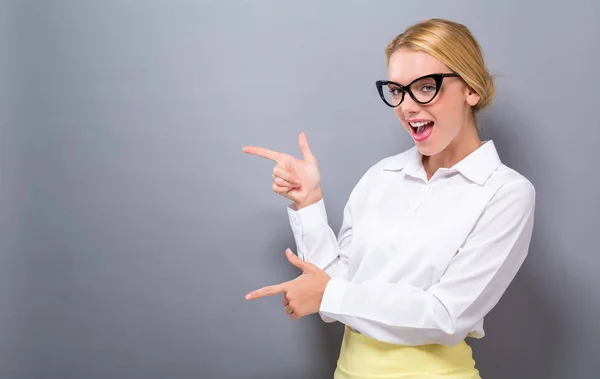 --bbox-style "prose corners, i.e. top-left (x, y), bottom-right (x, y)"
top-left (387, 75), bottom-right (421, 86)
top-left (387, 72), bottom-right (458, 86)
